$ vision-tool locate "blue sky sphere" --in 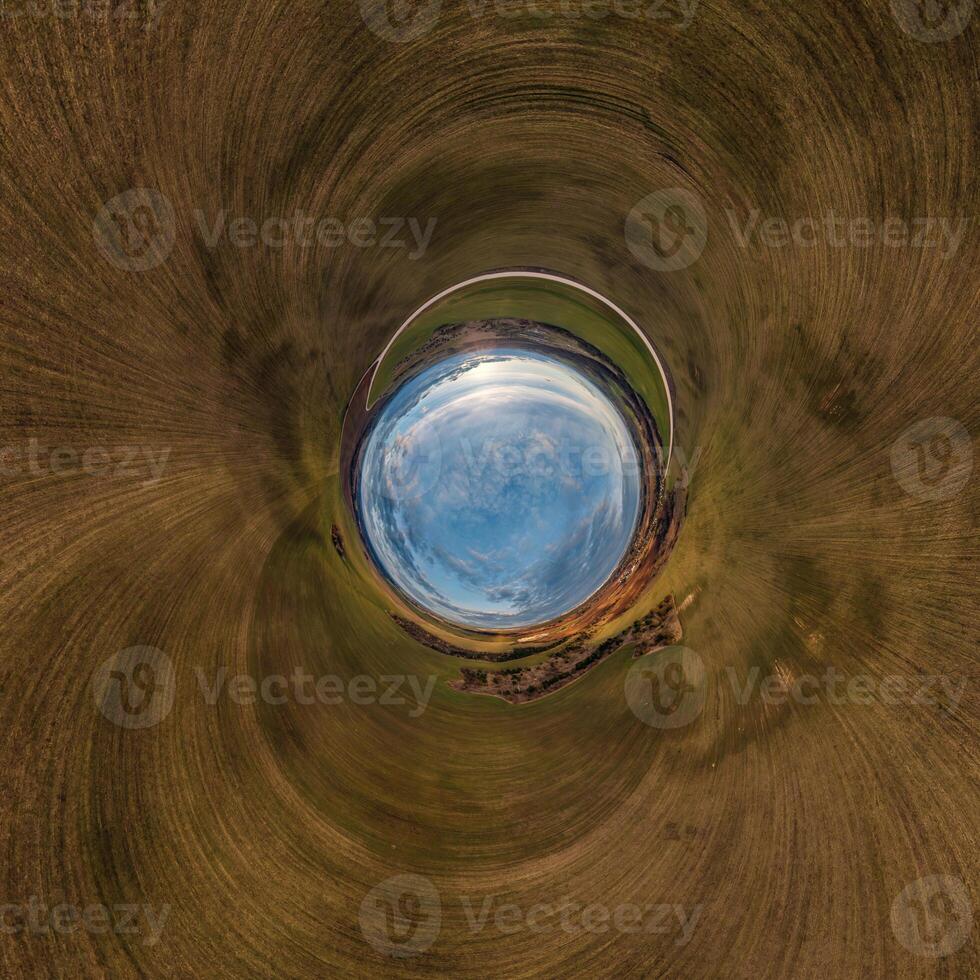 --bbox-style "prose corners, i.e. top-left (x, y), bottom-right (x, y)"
top-left (357, 347), bottom-right (642, 629)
